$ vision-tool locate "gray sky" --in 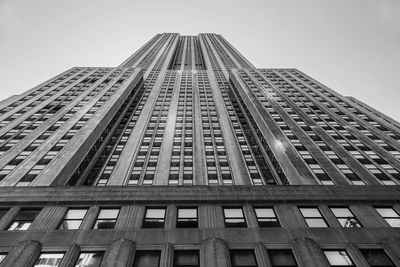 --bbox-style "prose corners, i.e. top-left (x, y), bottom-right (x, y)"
top-left (1, 0), bottom-right (399, 121)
